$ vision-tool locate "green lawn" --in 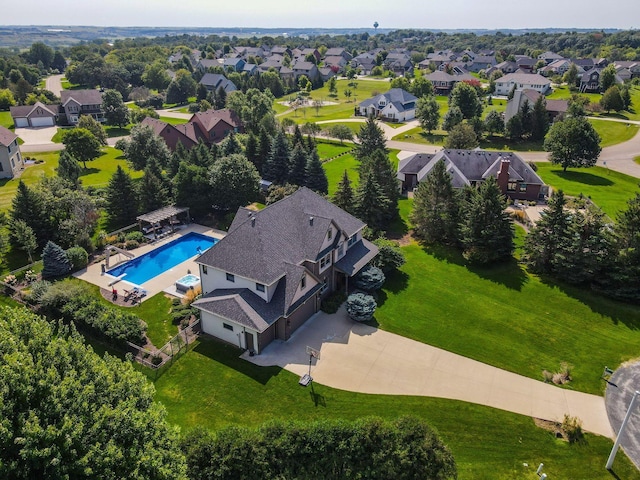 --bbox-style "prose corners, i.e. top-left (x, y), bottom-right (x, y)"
top-left (316, 141), bottom-right (352, 160)
top-left (153, 338), bottom-right (640, 480)
top-left (536, 163), bottom-right (640, 219)
top-left (158, 116), bottom-right (189, 125)
top-left (0, 111), bottom-right (14, 129)
top-left (590, 119), bottom-right (640, 147)
top-left (0, 147), bottom-right (142, 210)
top-left (374, 242), bottom-right (640, 396)
top-left (323, 148), bottom-right (400, 196)
top-left (549, 85), bottom-right (640, 122)
top-left (319, 120), bottom-right (364, 135)
top-left (275, 79), bottom-right (391, 124)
